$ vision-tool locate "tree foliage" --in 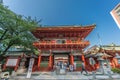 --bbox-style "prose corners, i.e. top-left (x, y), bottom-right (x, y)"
top-left (0, 4), bottom-right (40, 55)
